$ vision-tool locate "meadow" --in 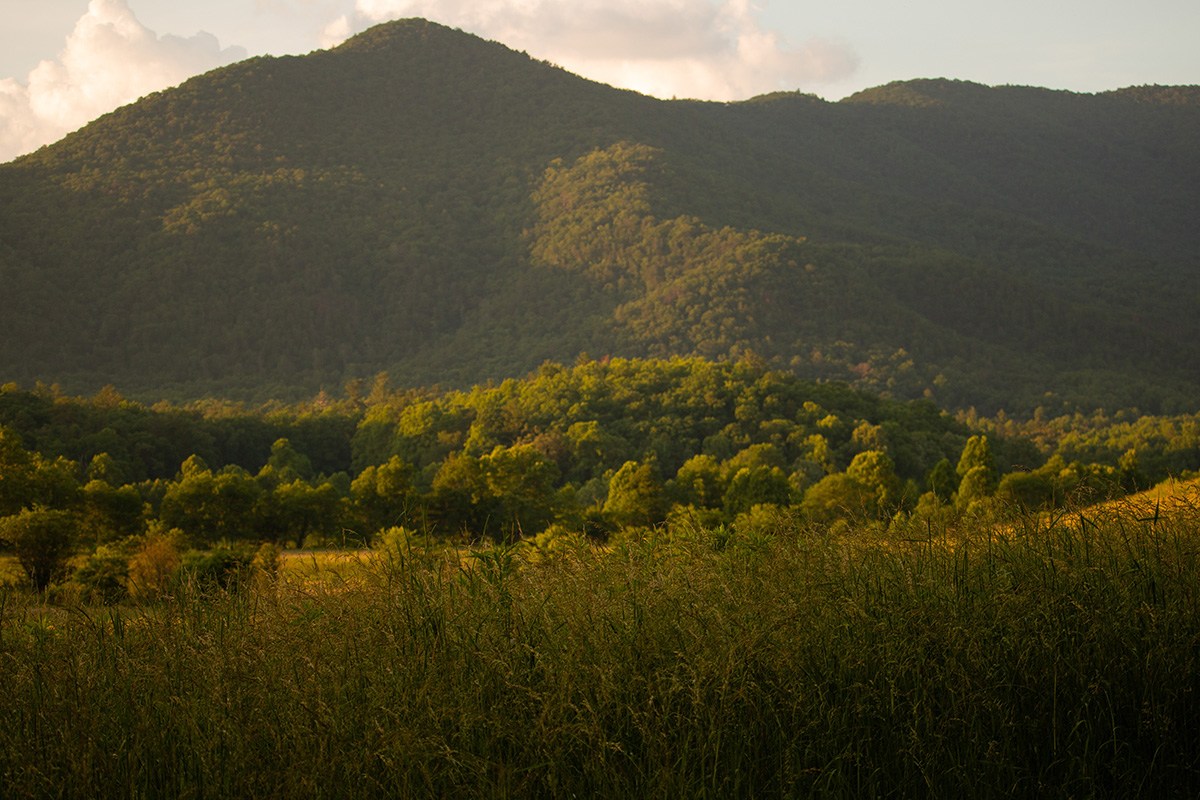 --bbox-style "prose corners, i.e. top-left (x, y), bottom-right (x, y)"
top-left (2, 487), bottom-right (1199, 798)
